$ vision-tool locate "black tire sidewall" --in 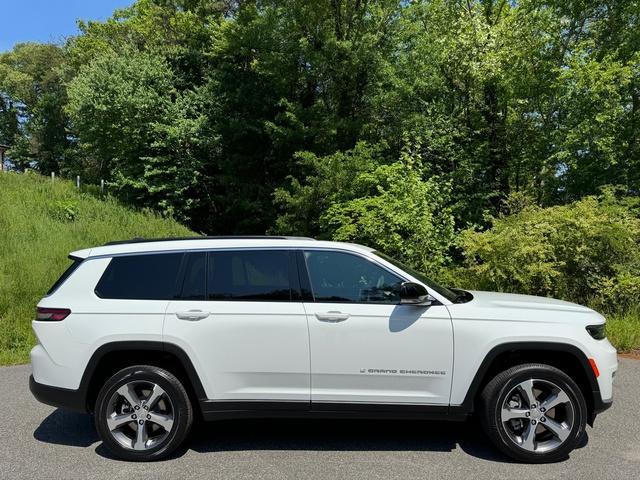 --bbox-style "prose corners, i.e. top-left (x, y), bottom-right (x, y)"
top-left (95, 365), bottom-right (192, 461)
top-left (484, 364), bottom-right (587, 463)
